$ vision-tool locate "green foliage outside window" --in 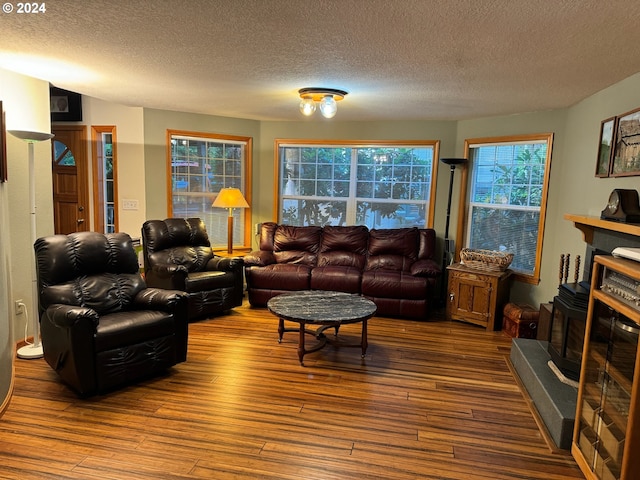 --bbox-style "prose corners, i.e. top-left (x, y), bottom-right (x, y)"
top-left (279, 143), bottom-right (435, 228)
